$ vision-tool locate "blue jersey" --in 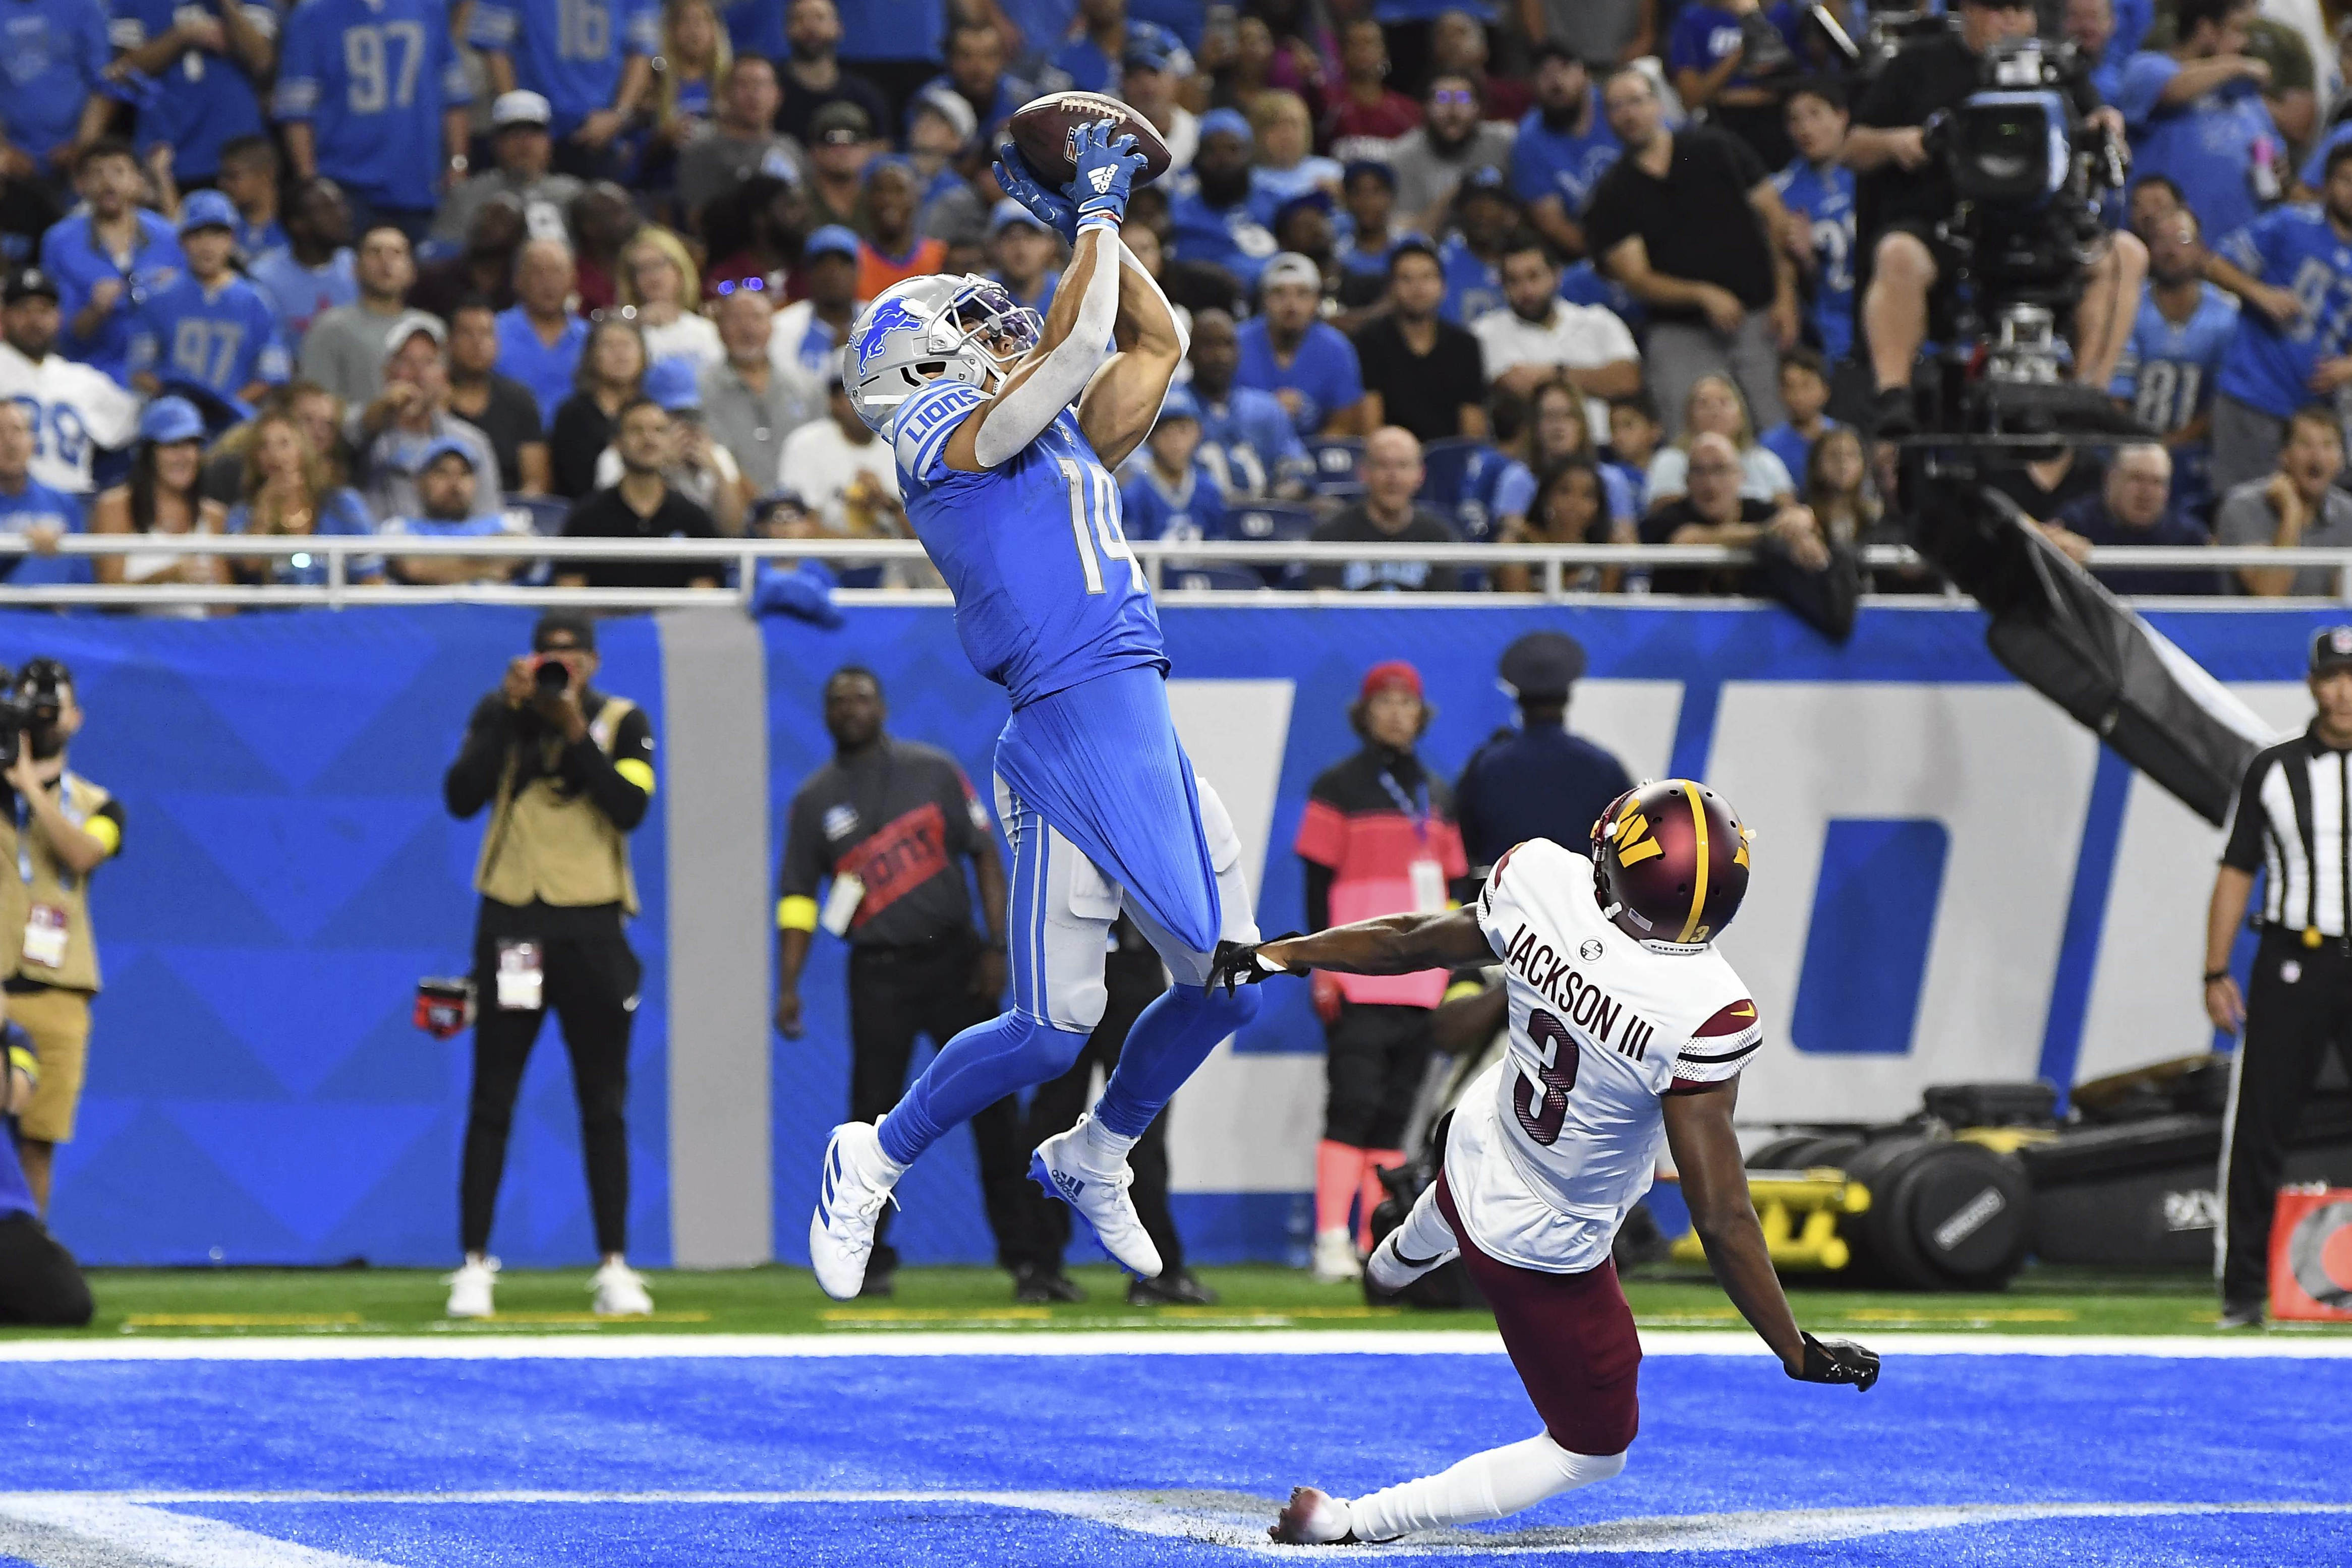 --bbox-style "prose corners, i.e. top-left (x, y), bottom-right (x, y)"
top-left (1508, 94), bottom-right (1620, 217)
top-left (1120, 459), bottom-right (1229, 542)
top-left (277, 0), bottom-right (473, 211)
top-left (2118, 55), bottom-right (2281, 250)
top-left (110, 0), bottom-right (270, 181)
top-left (0, 475), bottom-right (90, 586)
top-left (837, 0), bottom-right (945, 62)
top-left (2298, 122), bottom-right (2352, 193)
top-left (1234, 318), bottom-right (1362, 437)
top-left (468, 0), bottom-right (658, 137)
top-left (1049, 35), bottom-right (1116, 94)
top-left (1167, 186), bottom-right (1278, 289)
top-left (1438, 237), bottom-right (1503, 326)
top-left (2112, 282), bottom-right (2236, 497)
top-left (130, 272), bottom-right (289, 401)
top-left (39, 210), bottom-right (184, 385)
top-left (1334, 227), bottom-right (1407, 281)
top-left (248, 247), bottom-right (356, 348)
top-left (1773, 156), bottom-right (1856, 361)
top-left (719, 0), bottom-right (785, 59)
top-left (1558, 260), bottom-right (1645, 332)
top-left (496, 306), bottom-right (590, 427)
top-left (889, 379), bottom-right (1166, 708)
top-left (237, 214), bottom-right (288, 260)
top-left (1194, 384), bottom-right (1307, 498)
top-left (1126, 0), bottom-right (1199, 49)
top-left (2215, 205), bottom-right (2352, 418)
top-left (1451, 447), bottom-right (1532, 543)
top-left (1668, 3), bottom-right (1801, 98)
top-left (1759, 419), bottom-right (1841, 488)
top-left (0, 0), bottom-right (108, 162)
